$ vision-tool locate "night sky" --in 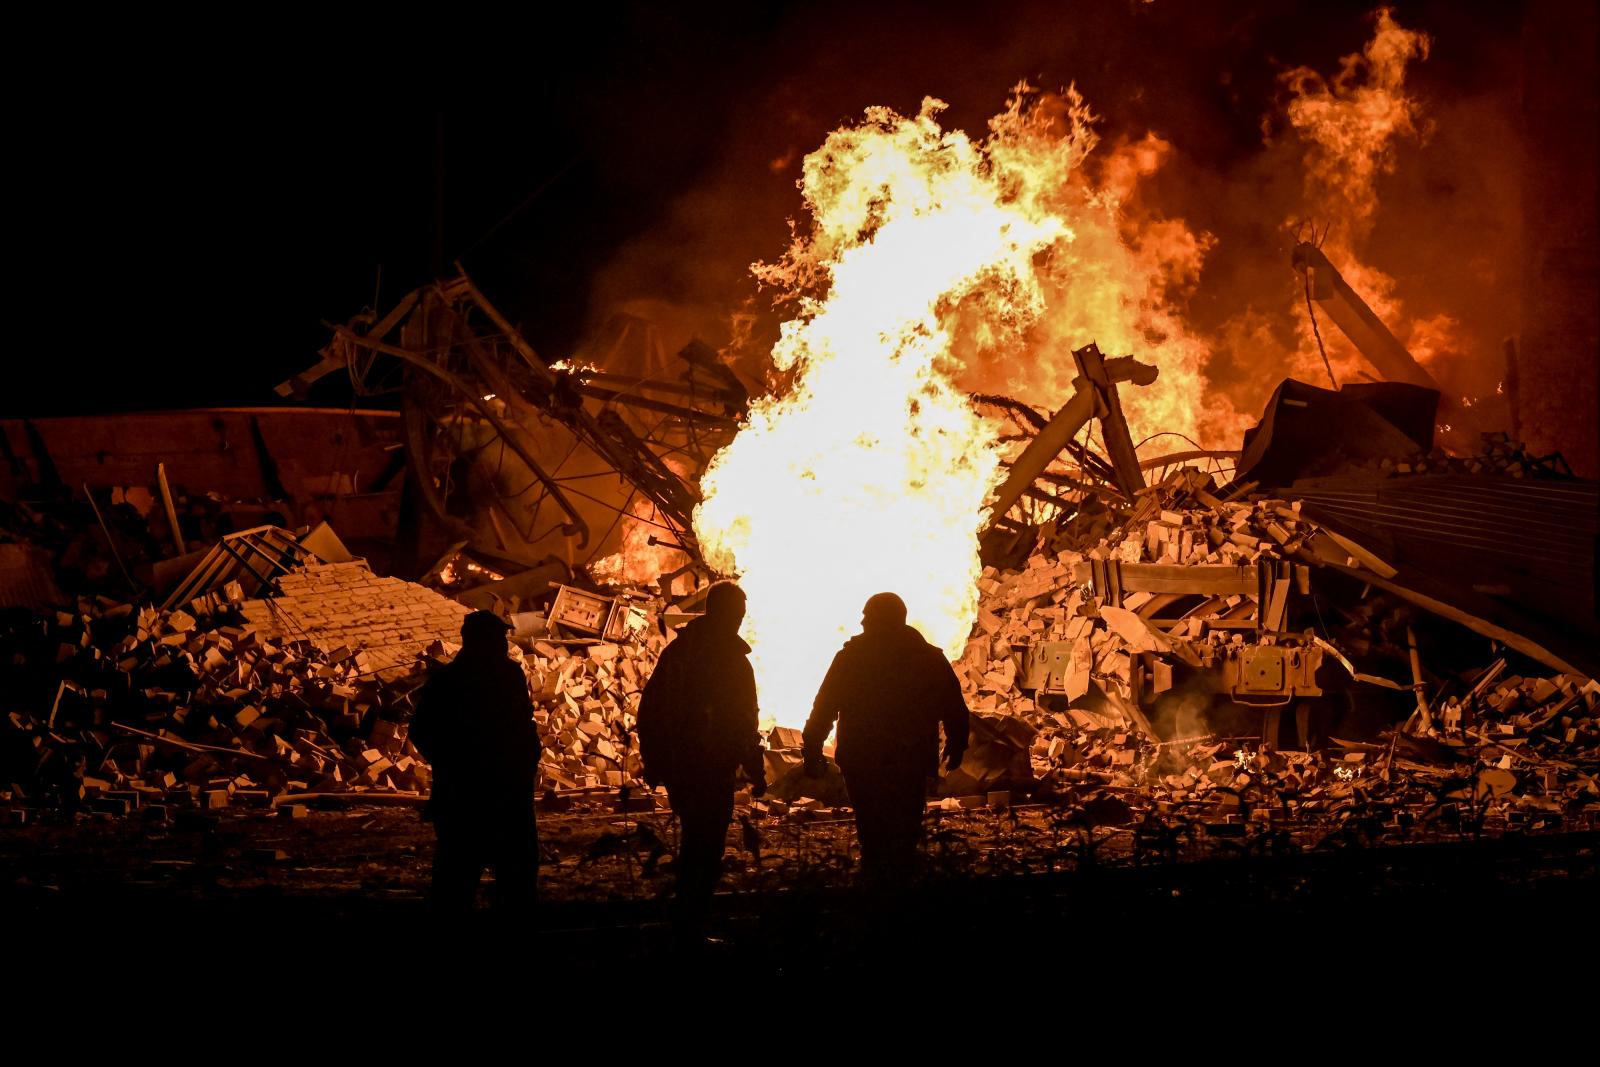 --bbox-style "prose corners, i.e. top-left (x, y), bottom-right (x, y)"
top-left (12, 1), bottom-right (1556, 417)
